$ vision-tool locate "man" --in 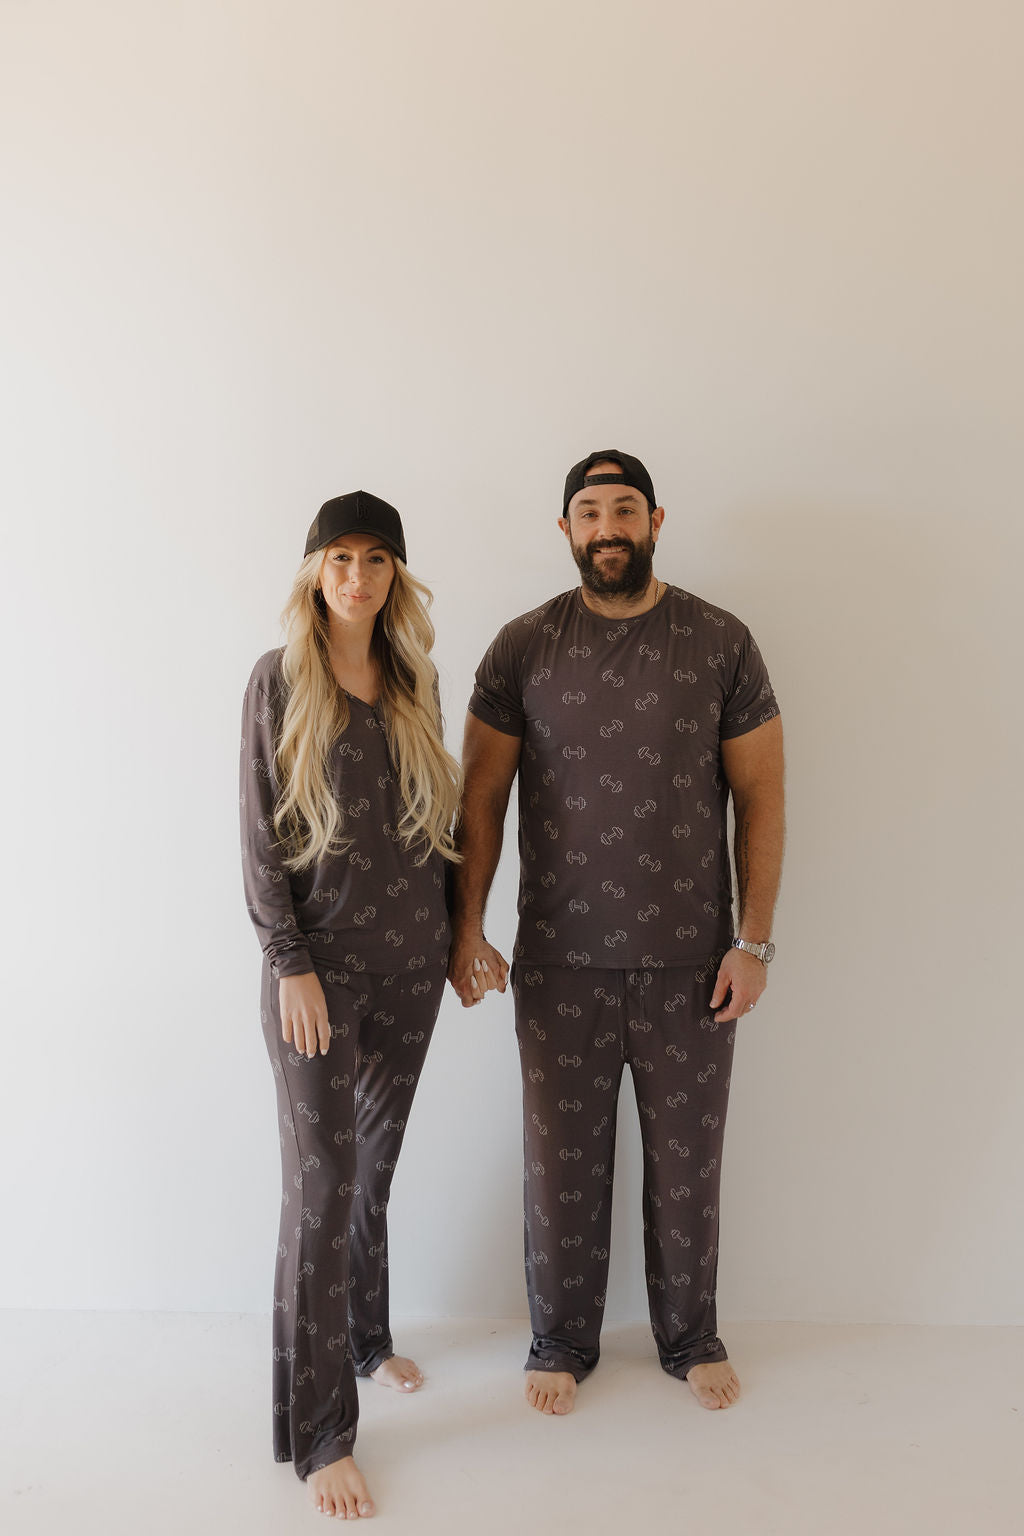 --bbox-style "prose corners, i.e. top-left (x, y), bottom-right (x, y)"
top-left (449, 449), bottom-right (784, 1416)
